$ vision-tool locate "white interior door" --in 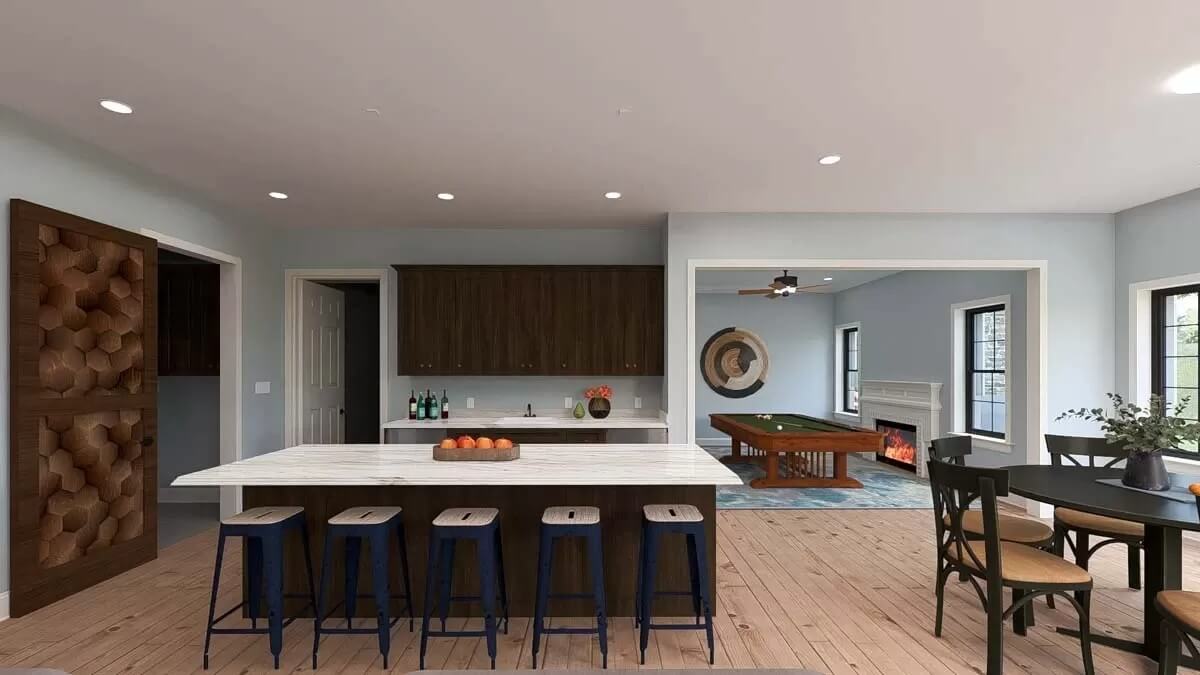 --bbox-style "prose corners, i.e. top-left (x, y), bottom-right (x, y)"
top-left (300, 280), bottom-right (346, 443)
